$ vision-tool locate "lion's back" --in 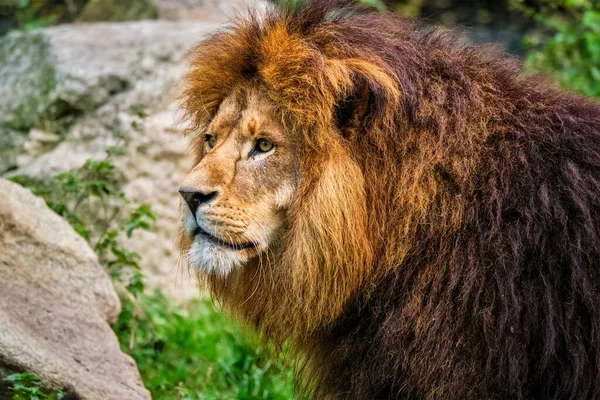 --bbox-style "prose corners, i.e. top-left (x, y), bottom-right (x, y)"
top-left (313, 90), bottom-right (600, 399)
